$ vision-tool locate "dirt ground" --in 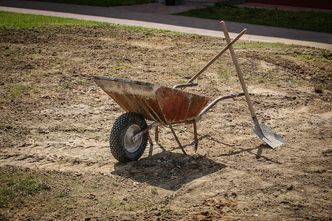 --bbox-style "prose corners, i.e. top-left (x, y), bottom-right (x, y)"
top-left (0, 25), bottom-right (331, 220)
